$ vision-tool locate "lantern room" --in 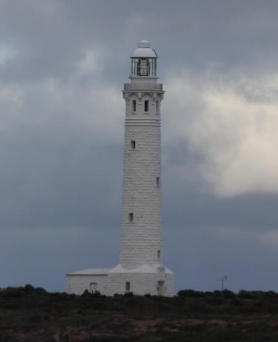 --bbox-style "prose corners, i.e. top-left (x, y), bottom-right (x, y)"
top-left (130, 40), bottom-right (157, 78)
